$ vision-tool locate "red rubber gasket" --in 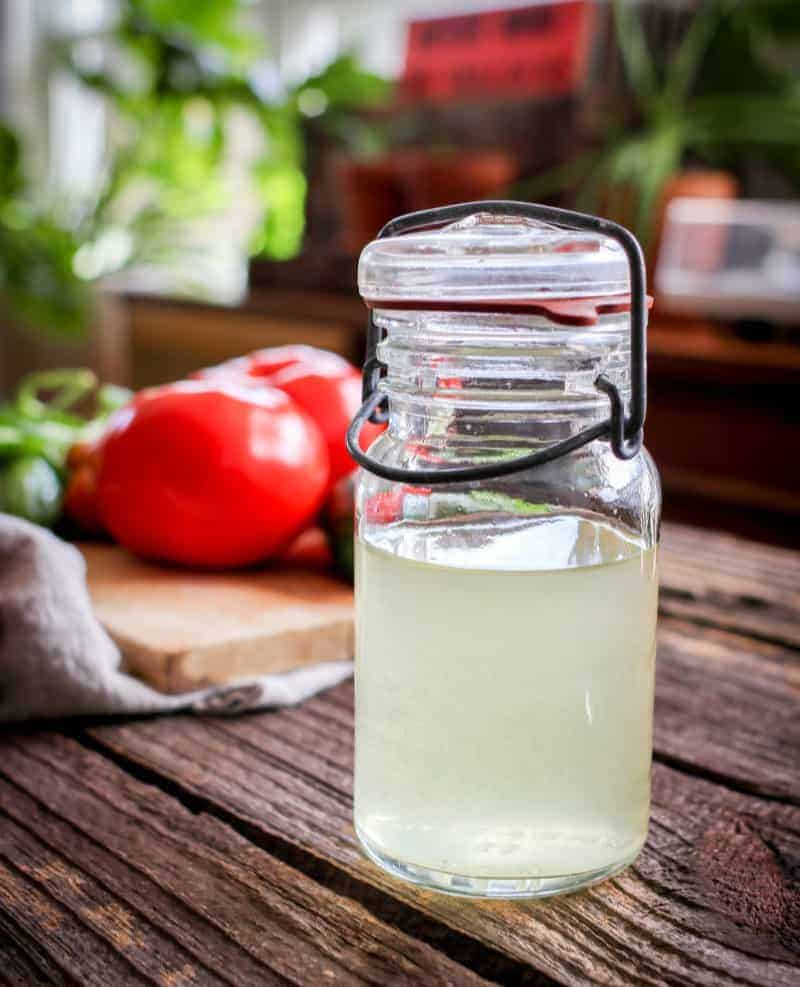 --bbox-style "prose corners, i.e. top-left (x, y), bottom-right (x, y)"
top-left (365, 293), bottom-right (654, 327)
